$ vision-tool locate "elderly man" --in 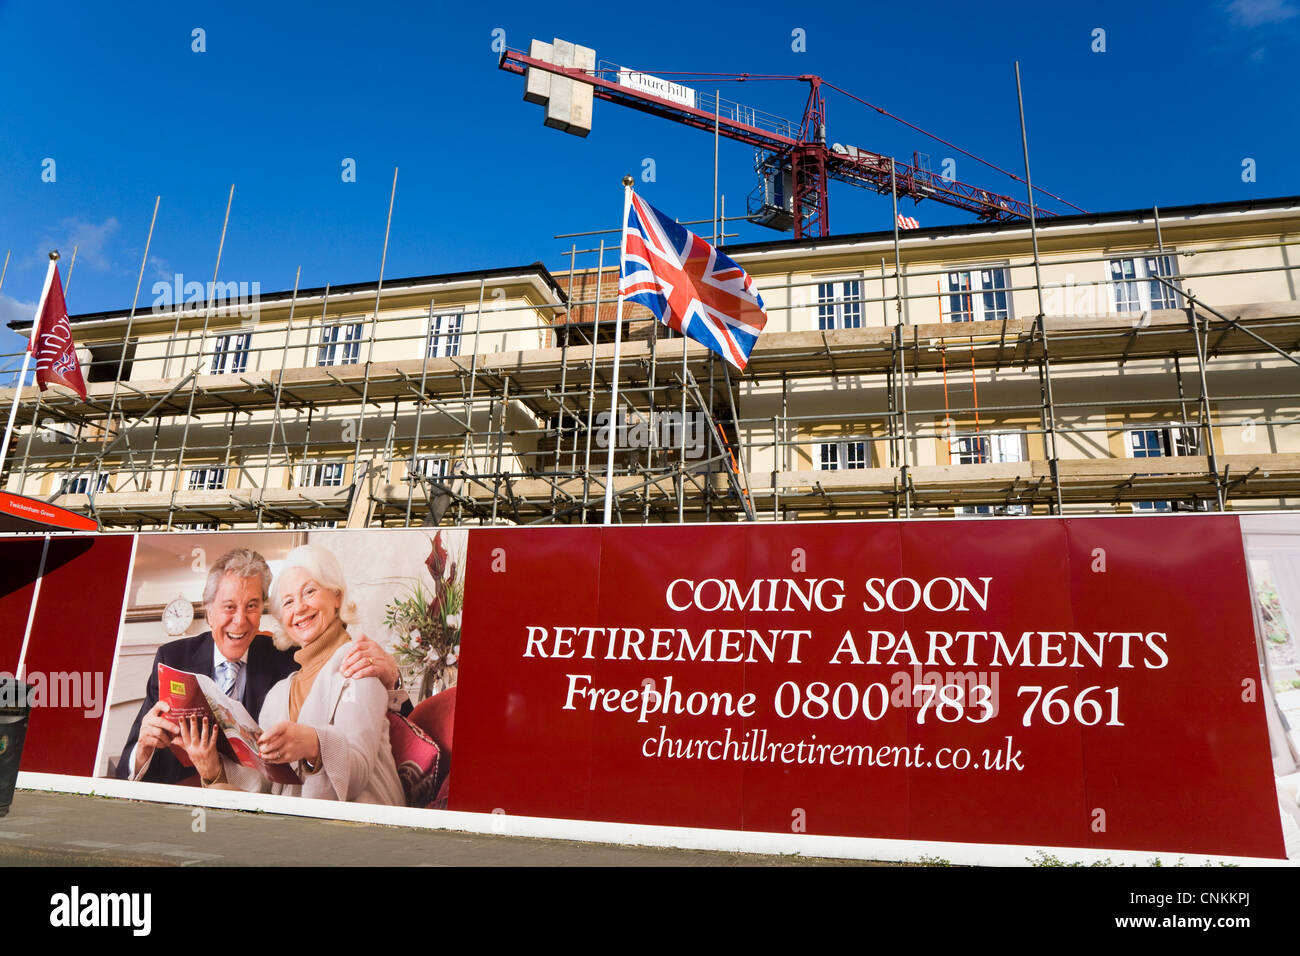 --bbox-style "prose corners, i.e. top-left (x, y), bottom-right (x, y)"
top-left (116, 546), bottom-right (403, 785)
